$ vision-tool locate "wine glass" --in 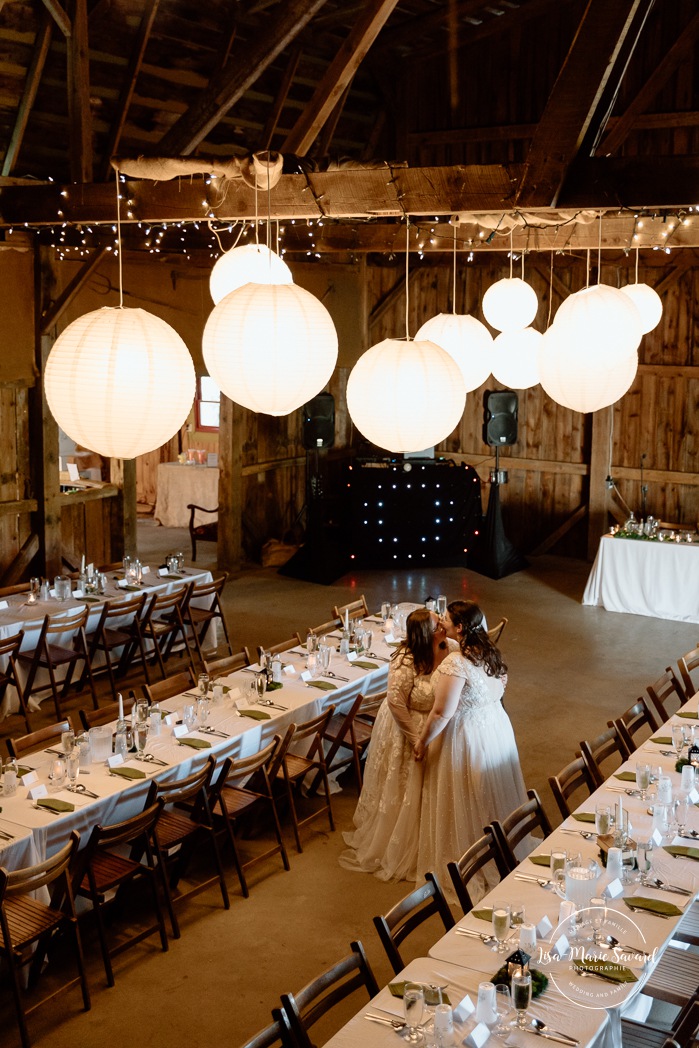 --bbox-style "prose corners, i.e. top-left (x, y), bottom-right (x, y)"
top-left (675, 795), bottom-right (690, 837)
top-left (511, 972), bottom-right (532, 1029)
top-left (672, 723), bottom-right (686, 759)
top-left (183, 702), bottom-right (196, 732)
top-left (636, 838), bottom-right (654, 884)
top-left (491, 903), bottom-right (511, 952)
top-left (635, 762), bottom-right (651, 801)
top-left (66, 748), bottom-right (80, 790)
top-left (493, 985), bottom-right (513, 1035)
top-left (403, 983), bottom-right (425, 1045)
top-left (197, 697), bottom-right (210, 730)
top-left (255, 672), bottom-right (266, 701)
top-left (588, 896), bottom-right (607, 944)
top-left (595, 804), bottom-right (611, 836)
top-left (197, 673), bottom-right (210, 699)
top-left (135, 721), bottom-right (149, 755)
